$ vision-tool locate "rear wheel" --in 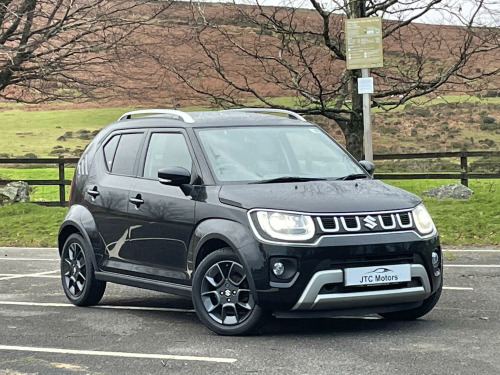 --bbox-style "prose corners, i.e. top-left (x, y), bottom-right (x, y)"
top-left (61, 233), bottom-right (106, 306)
top-left (192, 248), bottom-right (269, 335)
top-left (378, 284), bottom-right (442, 320)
